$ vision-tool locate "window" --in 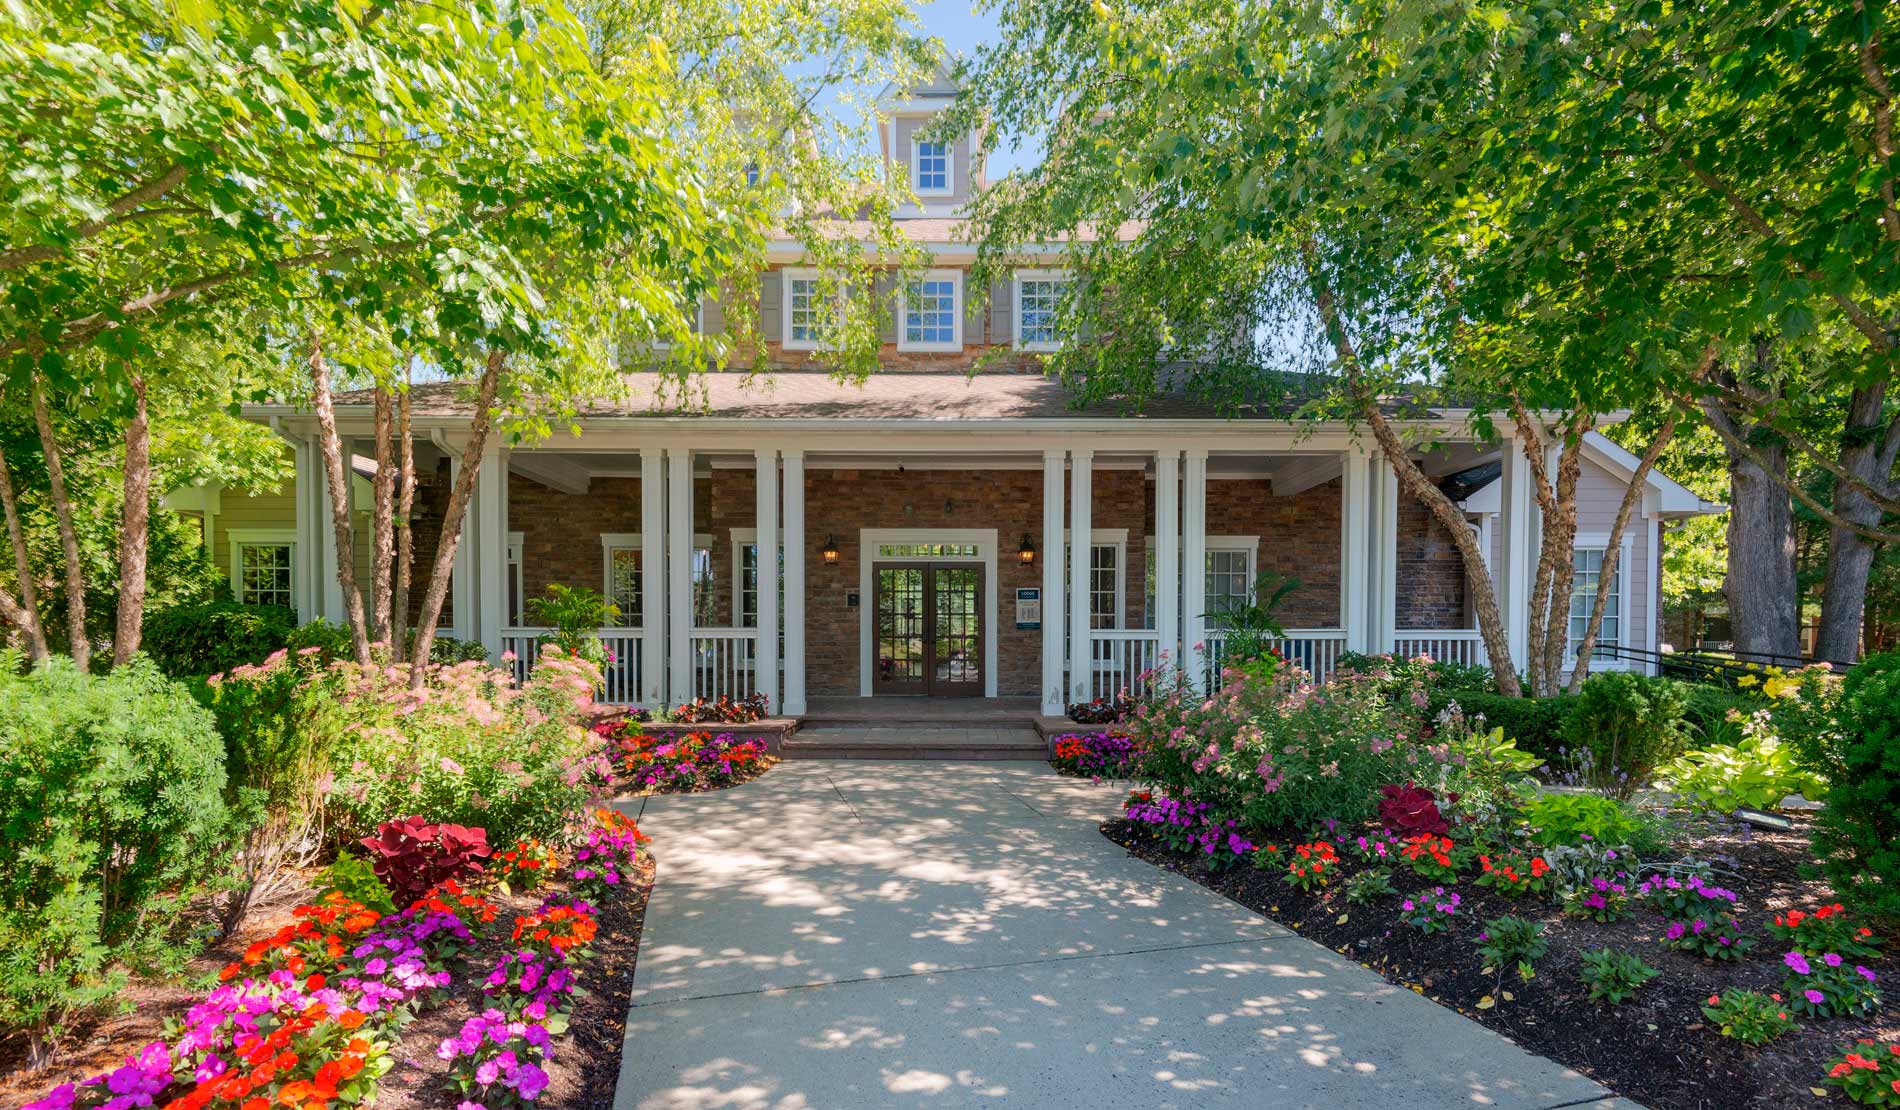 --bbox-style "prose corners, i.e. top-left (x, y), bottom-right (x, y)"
top-left (913, 139), bottom-right (949, 193)
top-left (691, 545), bottom-right (716, 626)
top-left (1205, 546), bottom-right (1256, 629)
top-left (1089, 544), bottom-right (1120, 629)
top-left (1567, 546), bottom-right (1623, 661)
top-left (229, 530), bottom-right (296, 612)
top-left (743, 161), bottom-right (760, 187)
top-left (600, 535), bottom-right (642, 627)
top-left (901, 274), bottom-right (960, 350)
top-left (1015, 272), bottom-right (1070, 349)
top-left (734, 537), bottom-right (785, 629)
top-left (877, 542), bottom-right (979, 558)
top-left (783, 270), bottom-right (837, 350)
top-left (506, 532), bottom-right (525, 626)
